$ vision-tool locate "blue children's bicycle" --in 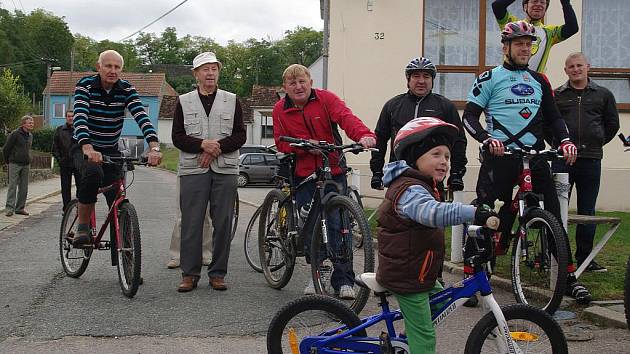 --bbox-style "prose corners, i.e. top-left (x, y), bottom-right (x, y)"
top-left (267, 221), bottom-right (568, 353)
